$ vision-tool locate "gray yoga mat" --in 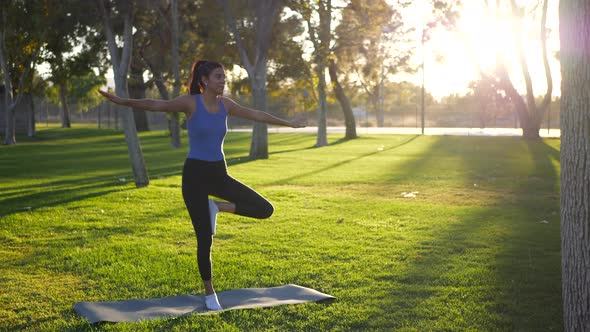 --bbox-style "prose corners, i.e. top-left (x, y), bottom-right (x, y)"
top-left (74, 284), bottom-right (335, 323)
